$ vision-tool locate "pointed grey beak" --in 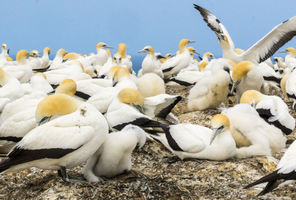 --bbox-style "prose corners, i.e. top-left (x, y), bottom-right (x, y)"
top-left (133, 104), bottom-right (144, 113)
top-left (279, 50), bottom-right (288, 53)
top-left (138, 49), bottom-right (146, 53)
top-left (210, 128), bottom-right (222, 144)
top-left (105, 45), bottom-right (113, 49)
top-left (230, 81), bottom-right (239, 95)
top-left (112, 79), bottom-right (118, 87)
top-left (193, 50), bottom-right (201, 56)
top-left (188, 40), bottom-right (195, 44)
